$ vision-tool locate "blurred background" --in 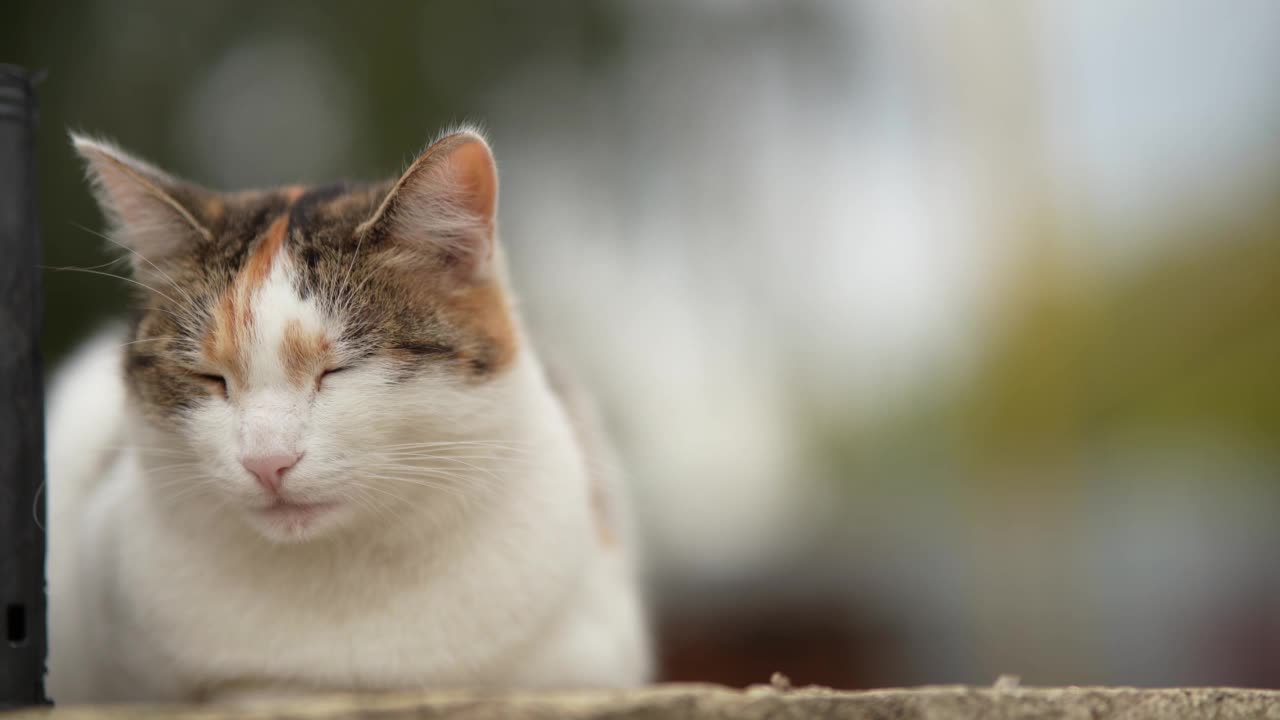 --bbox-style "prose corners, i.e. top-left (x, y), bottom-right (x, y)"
top-left (6, 0), bottom-right (1280, 689)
